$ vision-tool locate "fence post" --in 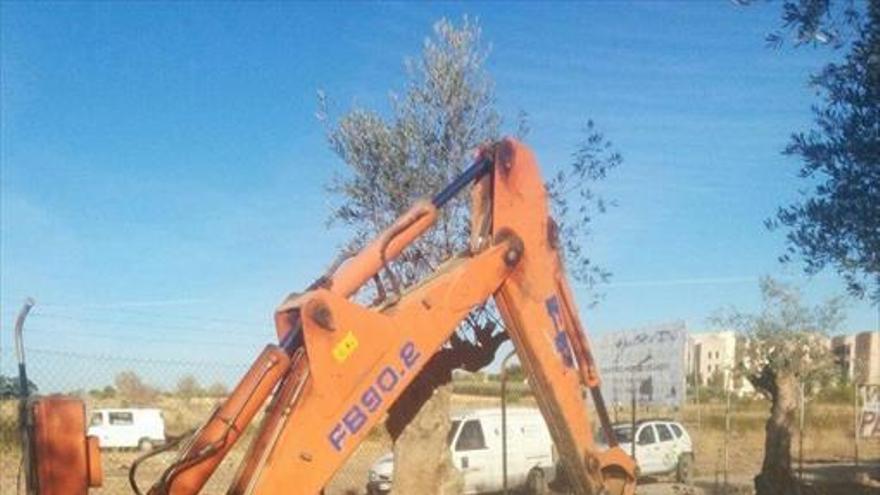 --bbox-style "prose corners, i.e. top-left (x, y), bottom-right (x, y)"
top-left (798, 380), bottom-right (804, 482)
top-left (854, 381), bottom-right (860, 466)
top-left (630, 374), bottom-right (636, 459)
top-left (723, 373), bottom-right (731, 493)
top-left (695, 368), bottom-right (701, 433)
top-left (500, 350), bottom-right (517, 495)
top-left (14, 298), bottom-right (36, 495)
